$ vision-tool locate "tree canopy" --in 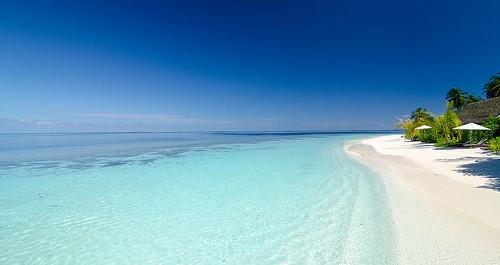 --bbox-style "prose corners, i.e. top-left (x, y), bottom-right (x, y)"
top-left (483, 72), bottom-right (500, 98)
top-left (446, 87), bottom-right (481, 110)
